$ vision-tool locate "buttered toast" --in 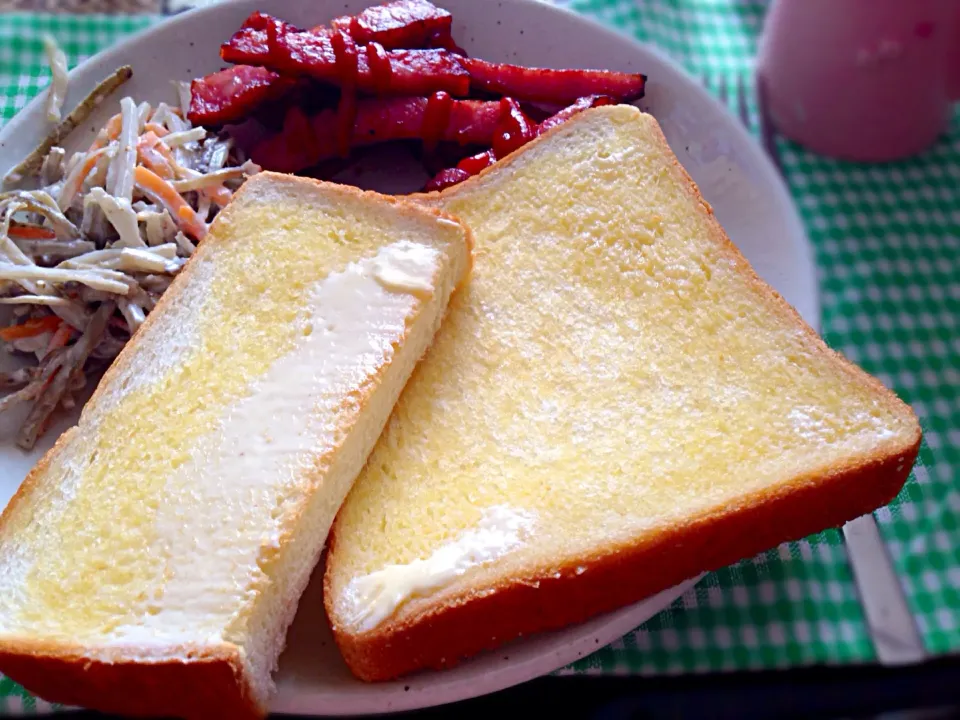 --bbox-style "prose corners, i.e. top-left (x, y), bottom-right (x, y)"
top-left (0, 172), bottom-right (472, 718)
top-left (324, 105), bottom-right (921, 681)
